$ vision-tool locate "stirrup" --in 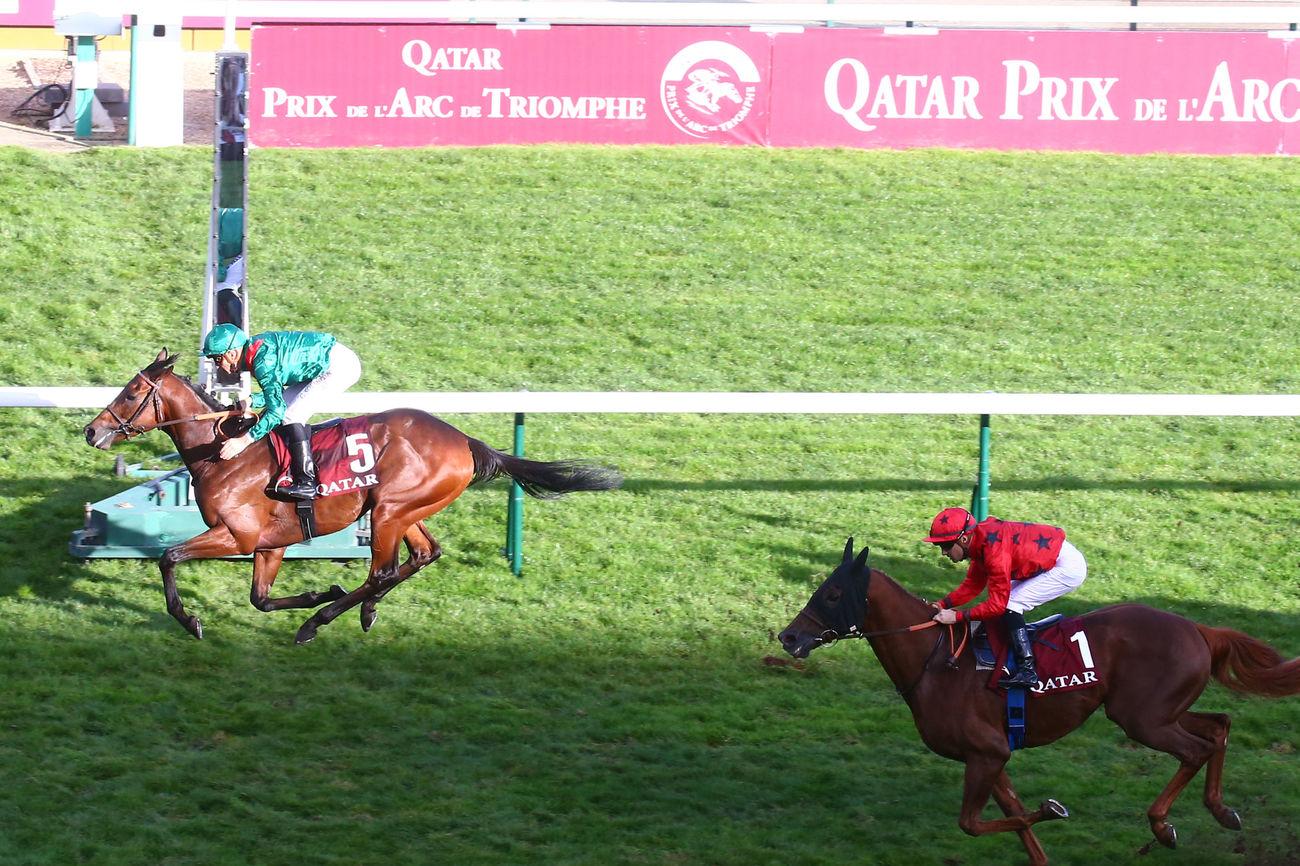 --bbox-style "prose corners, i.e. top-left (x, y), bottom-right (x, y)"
top-left (1000, 666), bottom-right (1038, 689)
top-left (283, 478), bottom-right (318, 500)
